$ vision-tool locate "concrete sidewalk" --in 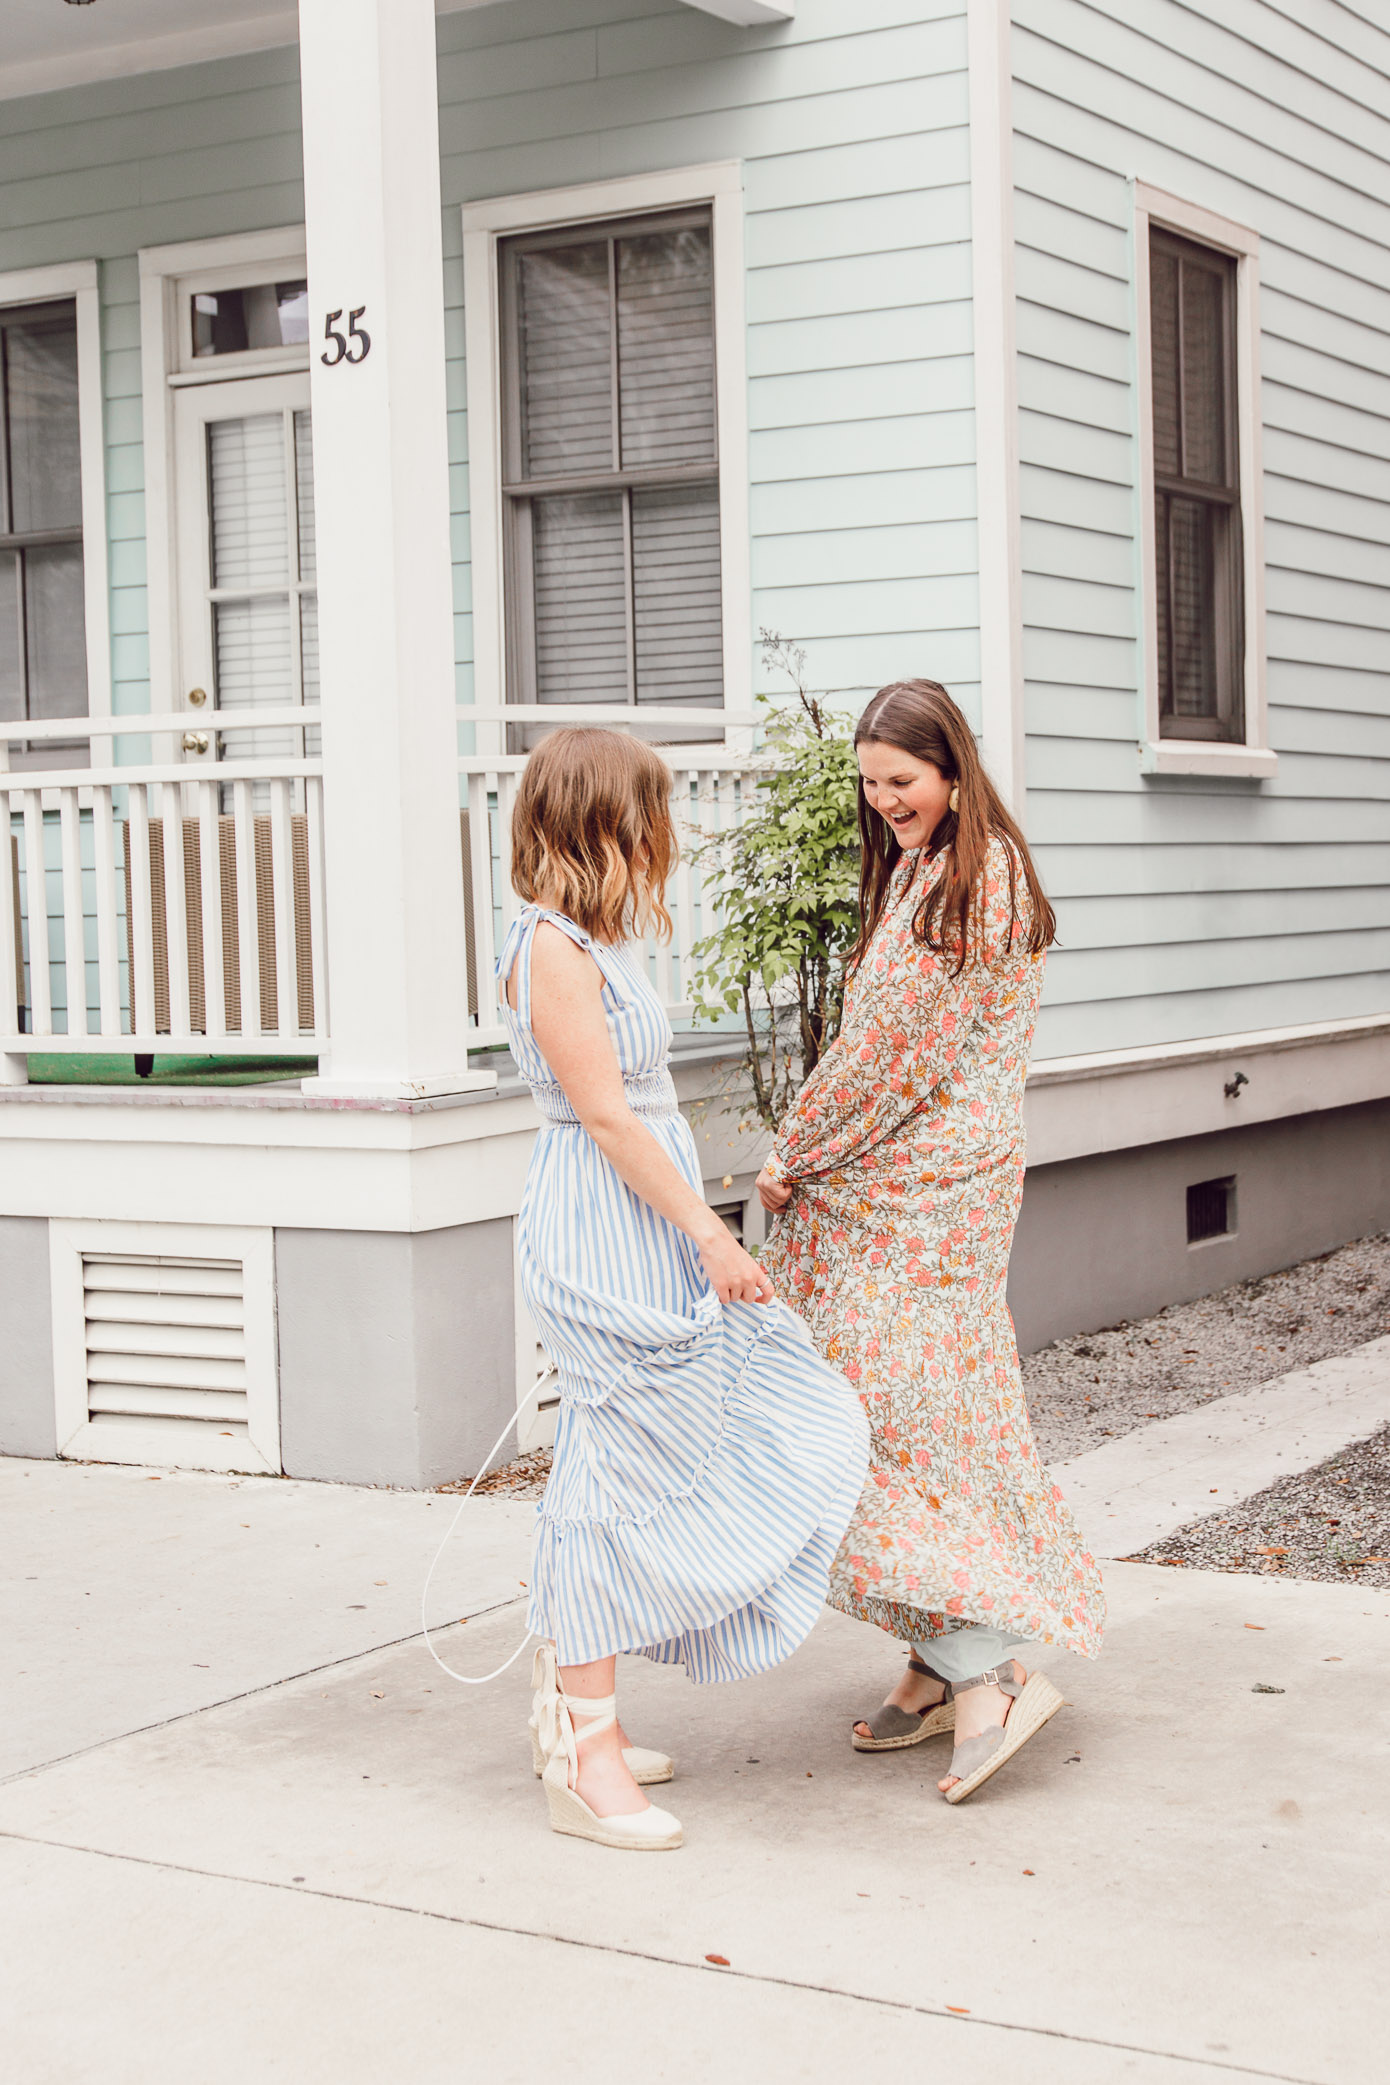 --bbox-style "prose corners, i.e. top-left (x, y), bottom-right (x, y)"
top-left (4, 1453), bottom-right (1389, 2084)
top-left (1057, 1334), bottom-right (1390, 1559)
